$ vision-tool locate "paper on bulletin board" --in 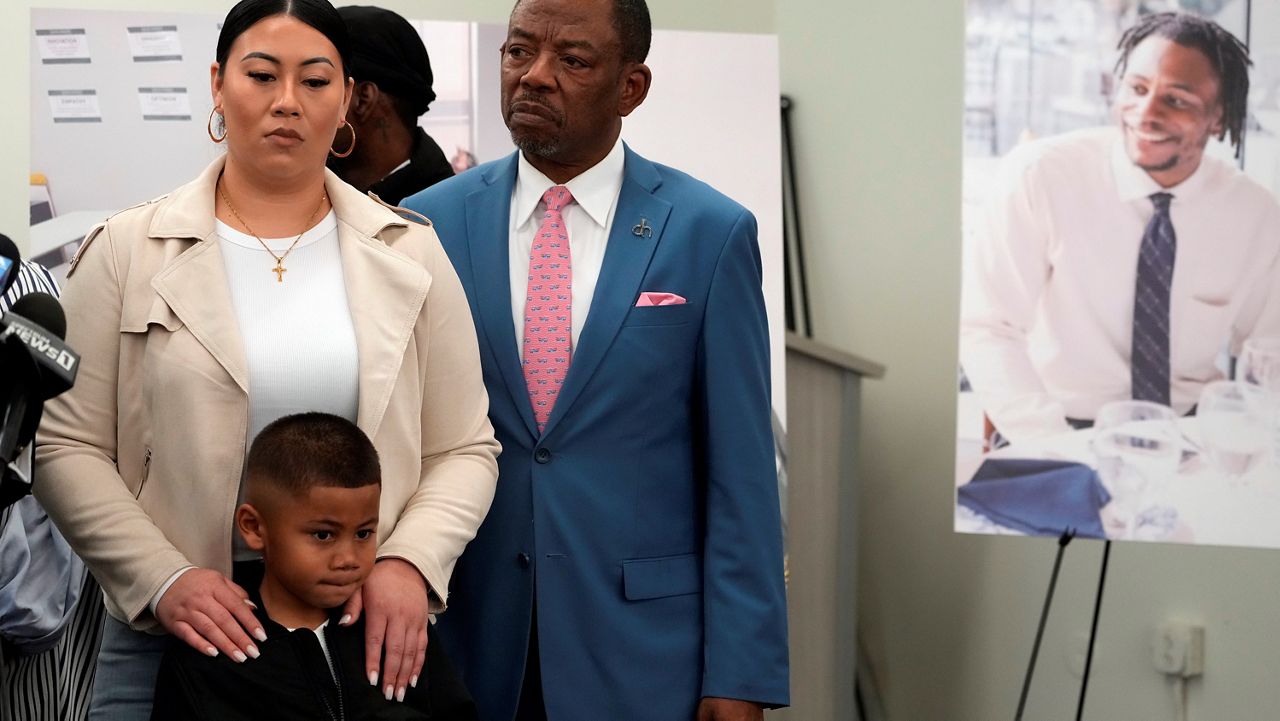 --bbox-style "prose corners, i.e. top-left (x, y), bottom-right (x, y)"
top-left (35, 28), bottom-right (90, 65)
top-left (126, 25), bottom-right (182, 62)
top-left (137, 87), bottom-right (191, 120)
top-left (48, 90), bottom-right (102, 123)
